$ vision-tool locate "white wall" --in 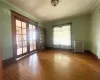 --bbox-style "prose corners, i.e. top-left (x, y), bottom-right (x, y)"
top-left (90, 1), bottom-right (100, 58)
